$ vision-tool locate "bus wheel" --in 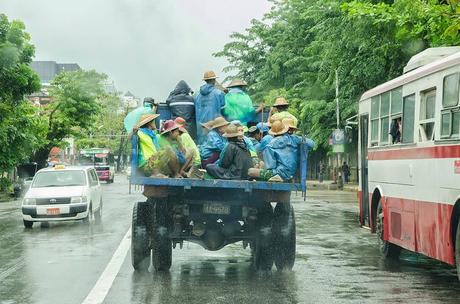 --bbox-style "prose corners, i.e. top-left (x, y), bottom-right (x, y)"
top-left (273, 203), bottom-right (296, 271)
top-left (131, 201), bottom-right (151, 271)
top-left (376, 200), bottom-right (401, 259)
top-left (151, 199), bottom-right (172, 271)
top-left (455, 220), bottom-right (460, 281)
